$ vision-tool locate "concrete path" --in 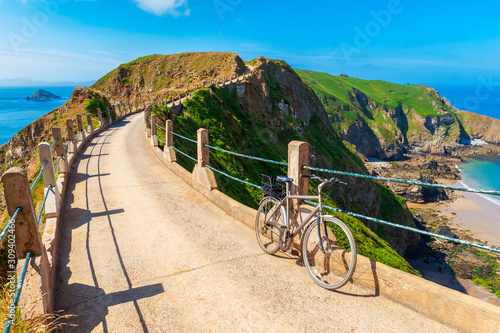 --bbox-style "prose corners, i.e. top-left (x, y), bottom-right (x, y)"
top-left (55, 113), bottom-right (457, 332)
